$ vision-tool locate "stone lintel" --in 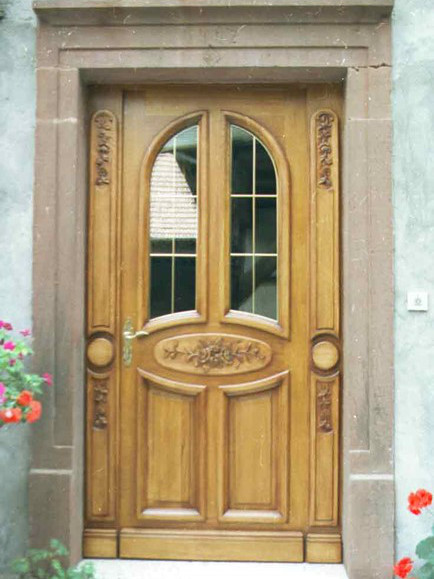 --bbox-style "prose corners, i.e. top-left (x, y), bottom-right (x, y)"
top-left (33, 0), bottom-right (393, 26)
